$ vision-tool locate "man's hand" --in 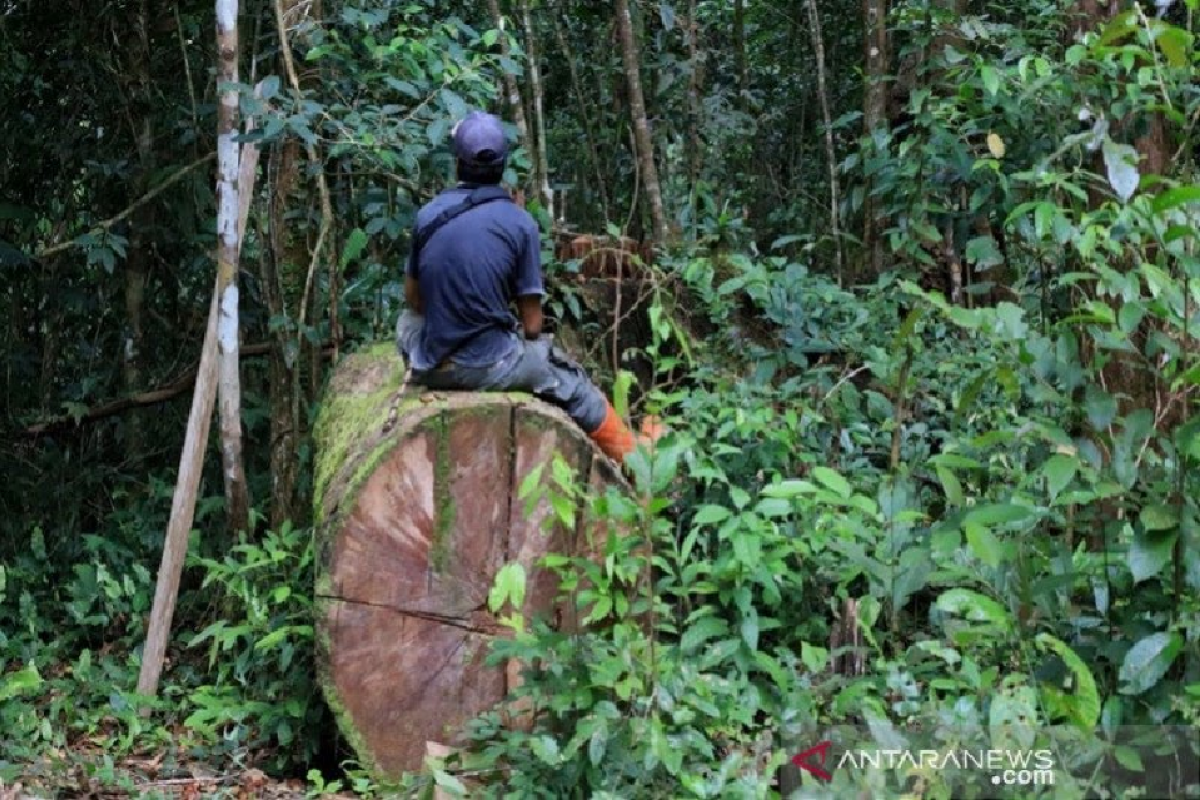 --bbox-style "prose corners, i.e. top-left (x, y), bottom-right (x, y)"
top-left (405, 274), bottom-right (423, 315)
top-left (517, 295), bottom-right (543, 340)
